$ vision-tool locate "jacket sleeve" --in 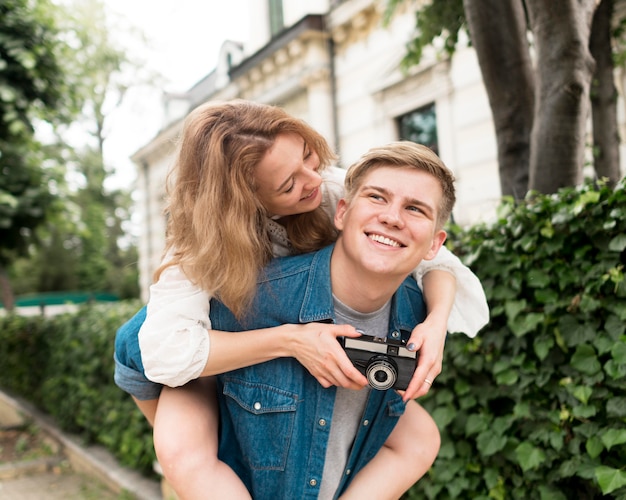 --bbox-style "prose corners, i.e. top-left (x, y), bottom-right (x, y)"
top-left (412, 245), bottom-right (489, 338)
top-left (138, 262), bottom-right (212, 387)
